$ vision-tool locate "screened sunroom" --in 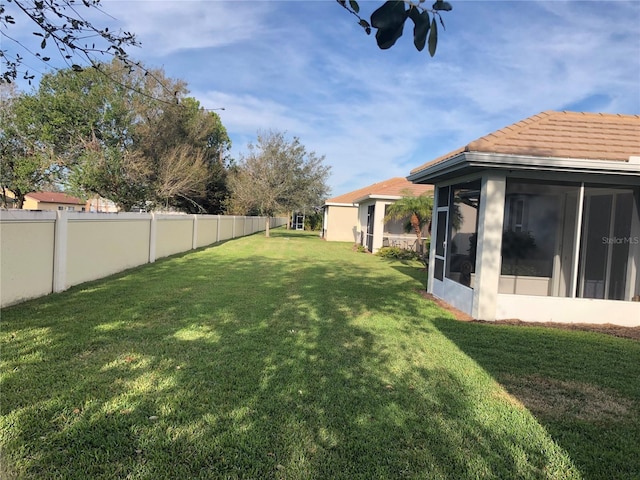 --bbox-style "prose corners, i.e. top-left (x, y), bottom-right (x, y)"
top-left (408, 111), bottom-right (640, 326)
